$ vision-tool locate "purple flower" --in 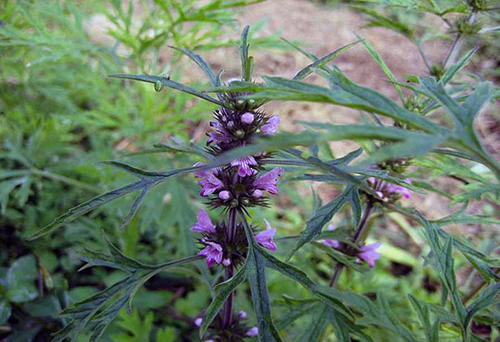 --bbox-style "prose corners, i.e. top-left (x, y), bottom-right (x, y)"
top-left (222, 258), bottom-right (231, 266)
top-left (255, 220), bottom-right (277, 251)
top-left (387, 180), bottom-right (412, 199)
top-left (252, 167), bottom-right (284, 194)
top-left (196, 169), bottom-right (224, 197)
top-left (246, 327), bottom-right (259, 337)
top-left (323, 240), bottom-right (340, 248)
top-left (252, 189), bottom-right (263, 198)
top-left (194, 317), bottom-right (203, 327)
top-left (218, 190), bottom-right (231, 200)
top-left (241, 112), bottom-right (254, 124)
top-left (199, 241), bottom-right (223, 267)
top-left (322, 224), bottom-right (340, 249)
top-left (358, 242), bottom-right (382, 268)
top-left (207, 121), bottom-right (232, 145)
top-left (191, 210), bottom-right (216, 234)
top-left (231, 156), bottom-right (258, 177)
top-left (238, 311), bottom-right (247, 319)
top-left (261, 115), bottom-right (280, 135)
